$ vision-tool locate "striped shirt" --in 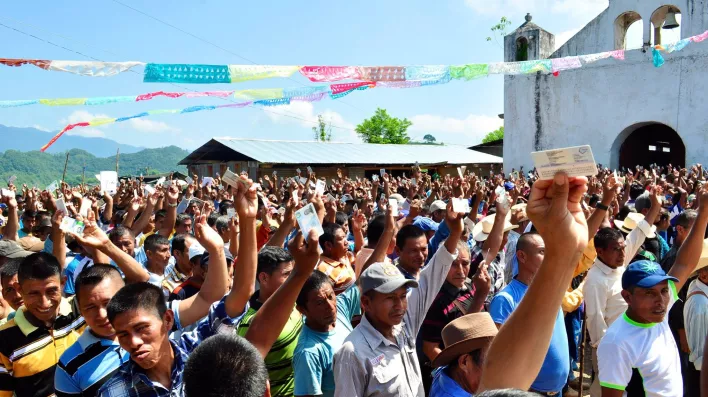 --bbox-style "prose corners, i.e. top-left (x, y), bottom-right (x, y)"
top-left (161, 263), bottom-right (188, 297)
top-left (237, 291), bottom-right (302, 397)
top-left (63, 255), bottom-right (94, 296)
top-left (0, 298), bottom-right (86, 397)
top-left (317, 254), bottom-right (356, 295)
